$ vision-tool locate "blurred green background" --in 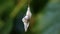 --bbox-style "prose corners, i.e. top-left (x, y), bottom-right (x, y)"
top-left (0, 0), bottom-right (60, 34)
